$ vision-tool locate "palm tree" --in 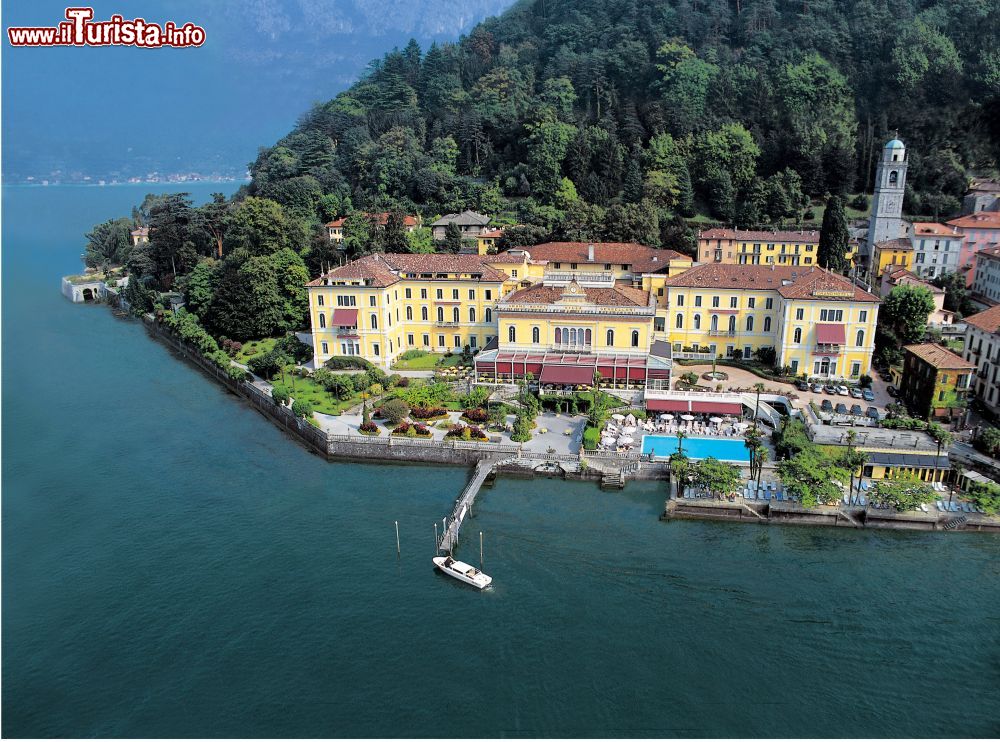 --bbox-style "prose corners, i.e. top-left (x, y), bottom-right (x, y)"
top-left (676, 429), bottom-right (687, 456)
top-left (753, 382), bottom-right (766, 428)
top-left (755, 446), bottom-right (769, 488)
top-left (949, 462), bottom-right (964, 504)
